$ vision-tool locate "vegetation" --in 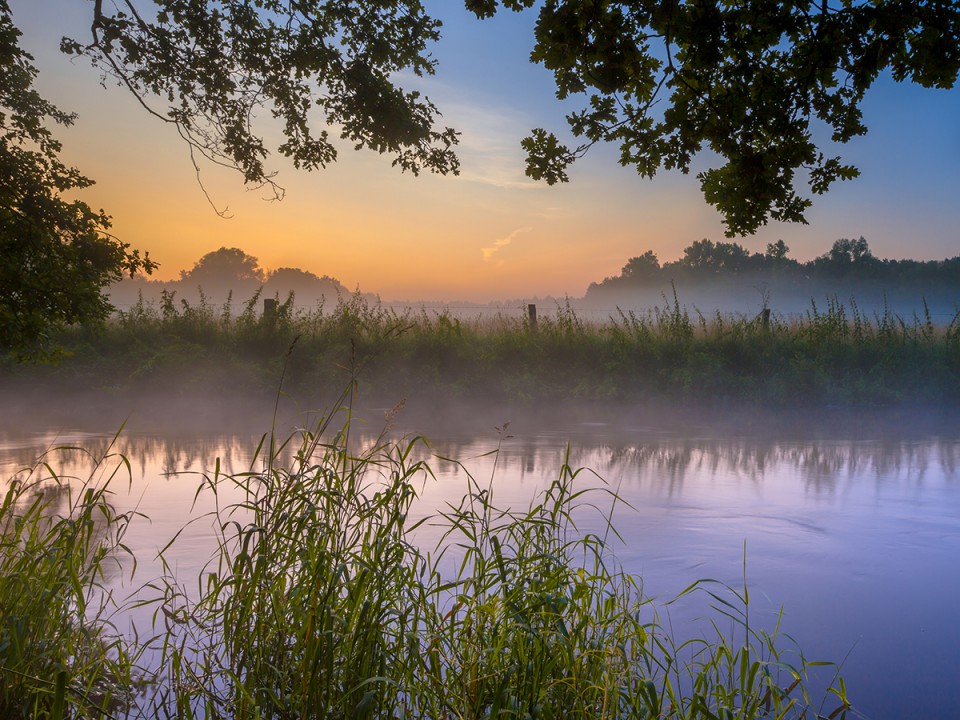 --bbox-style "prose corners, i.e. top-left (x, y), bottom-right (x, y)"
top-left (593, 237), bottom-right (960, 288)
top-left (109, 246), bottom-right (356, 310)
top-left (5, 287), bottom-right (958, 408)
top-left (7, 0), bottom-right (960, 355)
top-left (491, 0), bottom-right (958, 235)
top-left (0, 433), bottom-right (140, 717)
top-left (1, 393), bottom-right (854, 718)
top-left (586, 237), bottom-right (960, 318)
top-left (0, 1), bottom-right (154, 361)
